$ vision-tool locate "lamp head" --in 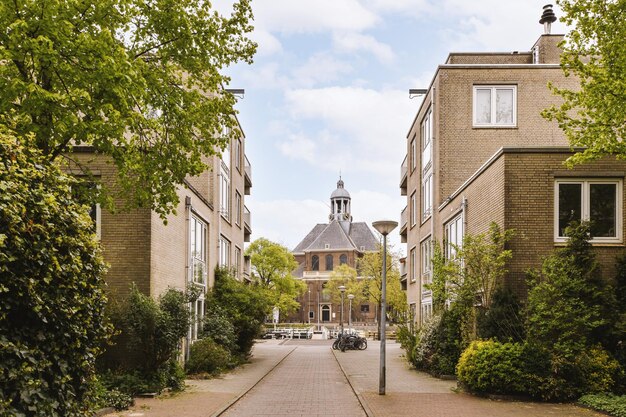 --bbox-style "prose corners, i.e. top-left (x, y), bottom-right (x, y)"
top-left (348, 294), bottom-right (355, 300)
top-left (372, 220), bottom-right (398, 236)
top-left (339, 285), bottom-right (346, 293)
